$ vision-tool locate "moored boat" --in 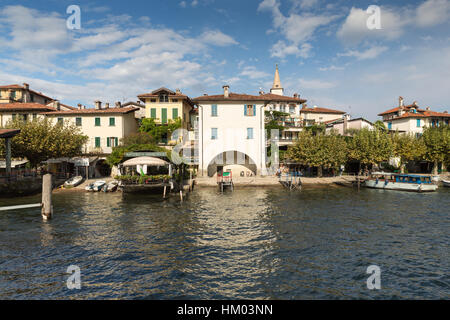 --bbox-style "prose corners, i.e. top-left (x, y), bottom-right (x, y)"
top-left (442, 180), bottom-right (450, 187)
top-left (92, 180), bottom-right (106, 192)
top-left (364, 172), bottom-right (438, 192)
top-left (102, 181), bottom-right (118, 192)
top-left (64, 176), bottom-right (84, 188)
